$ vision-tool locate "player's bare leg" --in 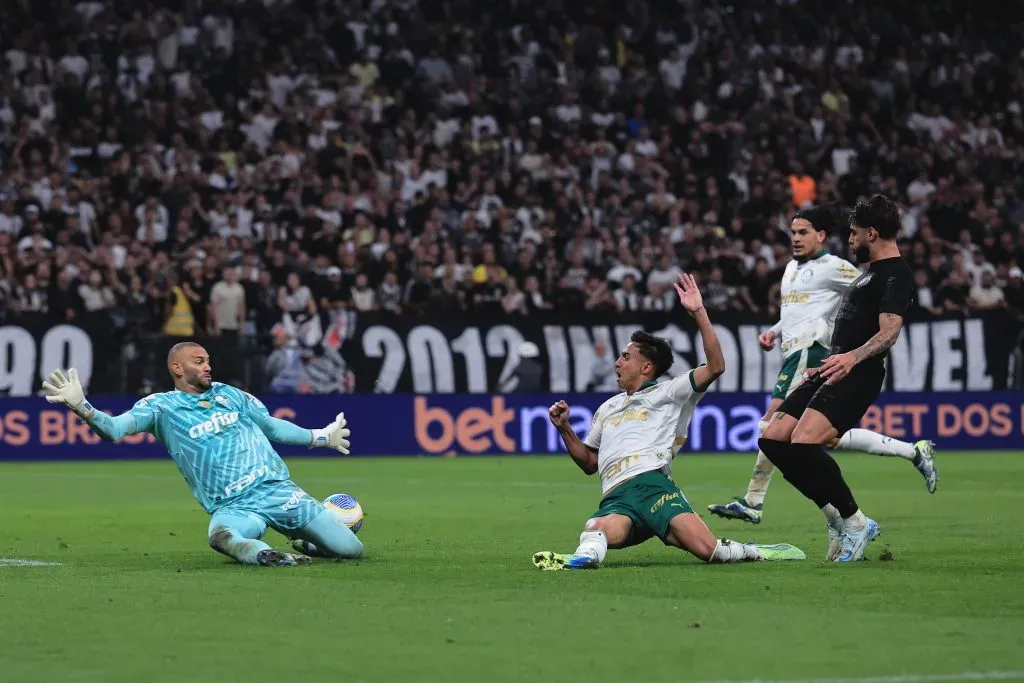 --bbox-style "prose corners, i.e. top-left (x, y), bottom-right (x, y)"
top-left (533, 514), bottom-right (632, 570)
top-left (664, 512), bottom-right (804, 562)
